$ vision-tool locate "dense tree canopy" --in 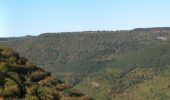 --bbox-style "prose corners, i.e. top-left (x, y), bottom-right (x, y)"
top-left (0, 48), bottom-right (92, 100)
top-left (1, 27), bottom-right (170, 99)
